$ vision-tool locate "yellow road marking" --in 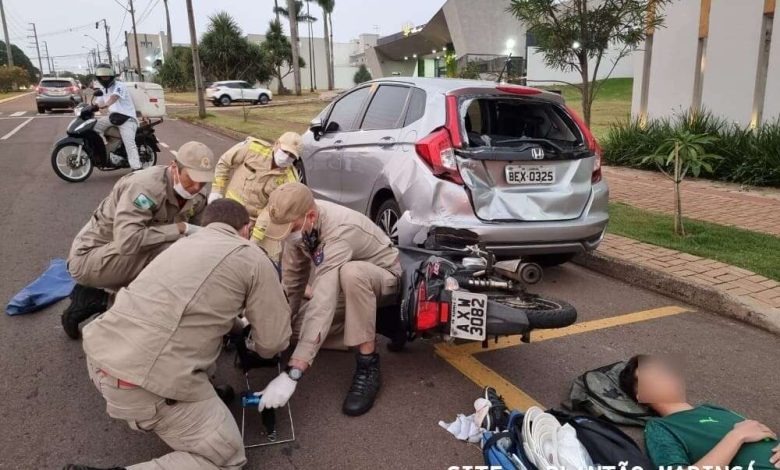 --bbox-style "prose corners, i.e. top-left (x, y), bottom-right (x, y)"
top-left (452, 305), bottom-right (690, 356)
top-left (434, 305), bottom-right (690, 410)
top-left (435, 343), bottom-right (542, 410)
